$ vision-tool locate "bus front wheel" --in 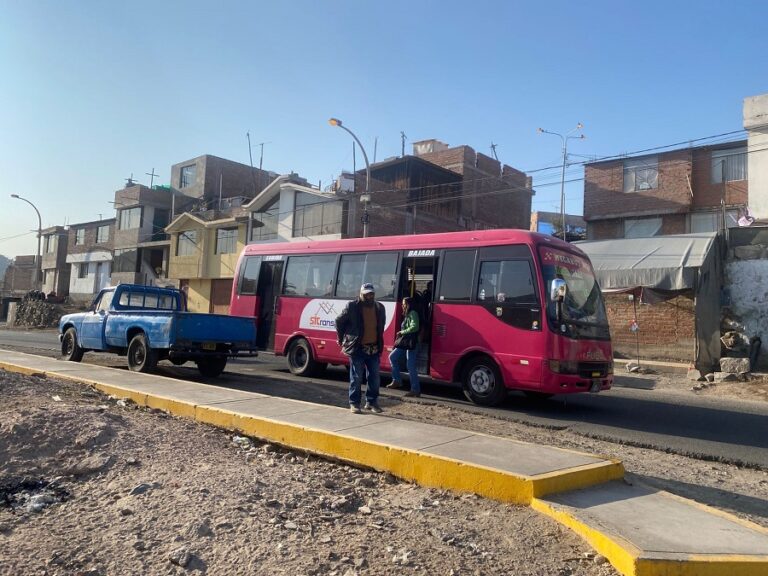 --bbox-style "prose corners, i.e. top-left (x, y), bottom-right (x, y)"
top-left (462, 357), bottom-right (506, 406)
top-left (287, 338), bottom-right (326, 377)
